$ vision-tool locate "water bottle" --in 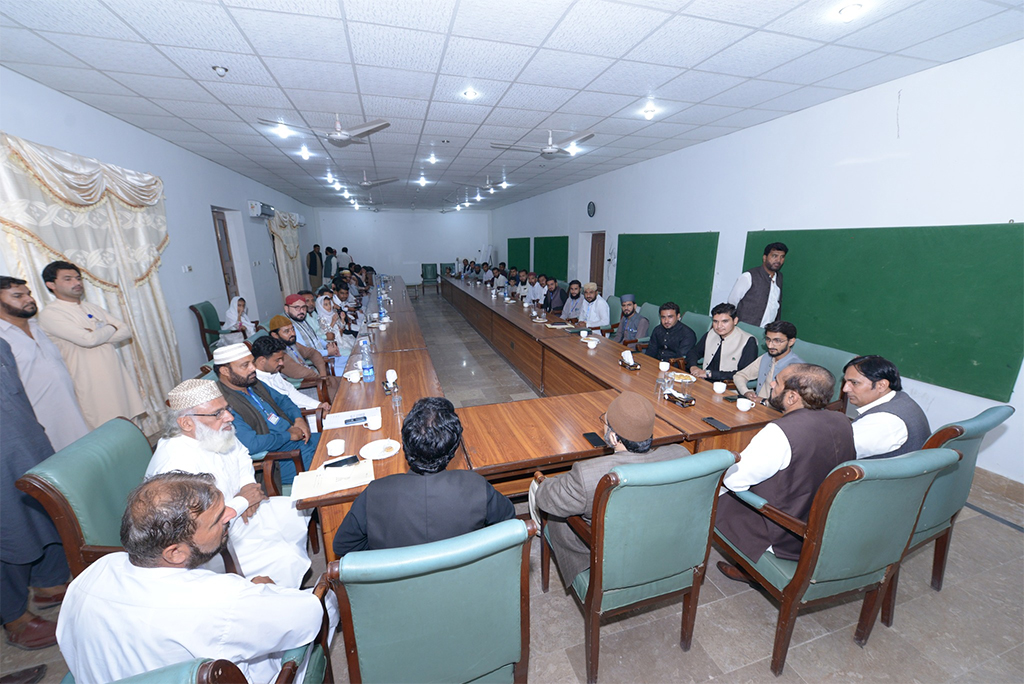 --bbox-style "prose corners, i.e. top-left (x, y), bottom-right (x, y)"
top-left (360, 341), bottom-right (375, 383)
